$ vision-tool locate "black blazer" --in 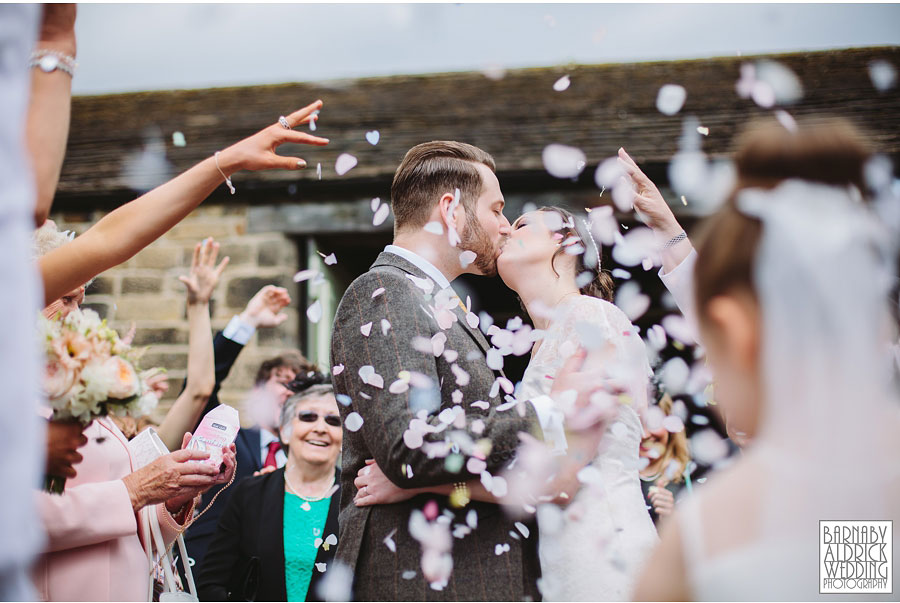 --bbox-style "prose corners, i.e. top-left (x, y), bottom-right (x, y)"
top-left (196, 467), bottom-right (341, 602)
top-left (184, 332), bottom-right (262, 573)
